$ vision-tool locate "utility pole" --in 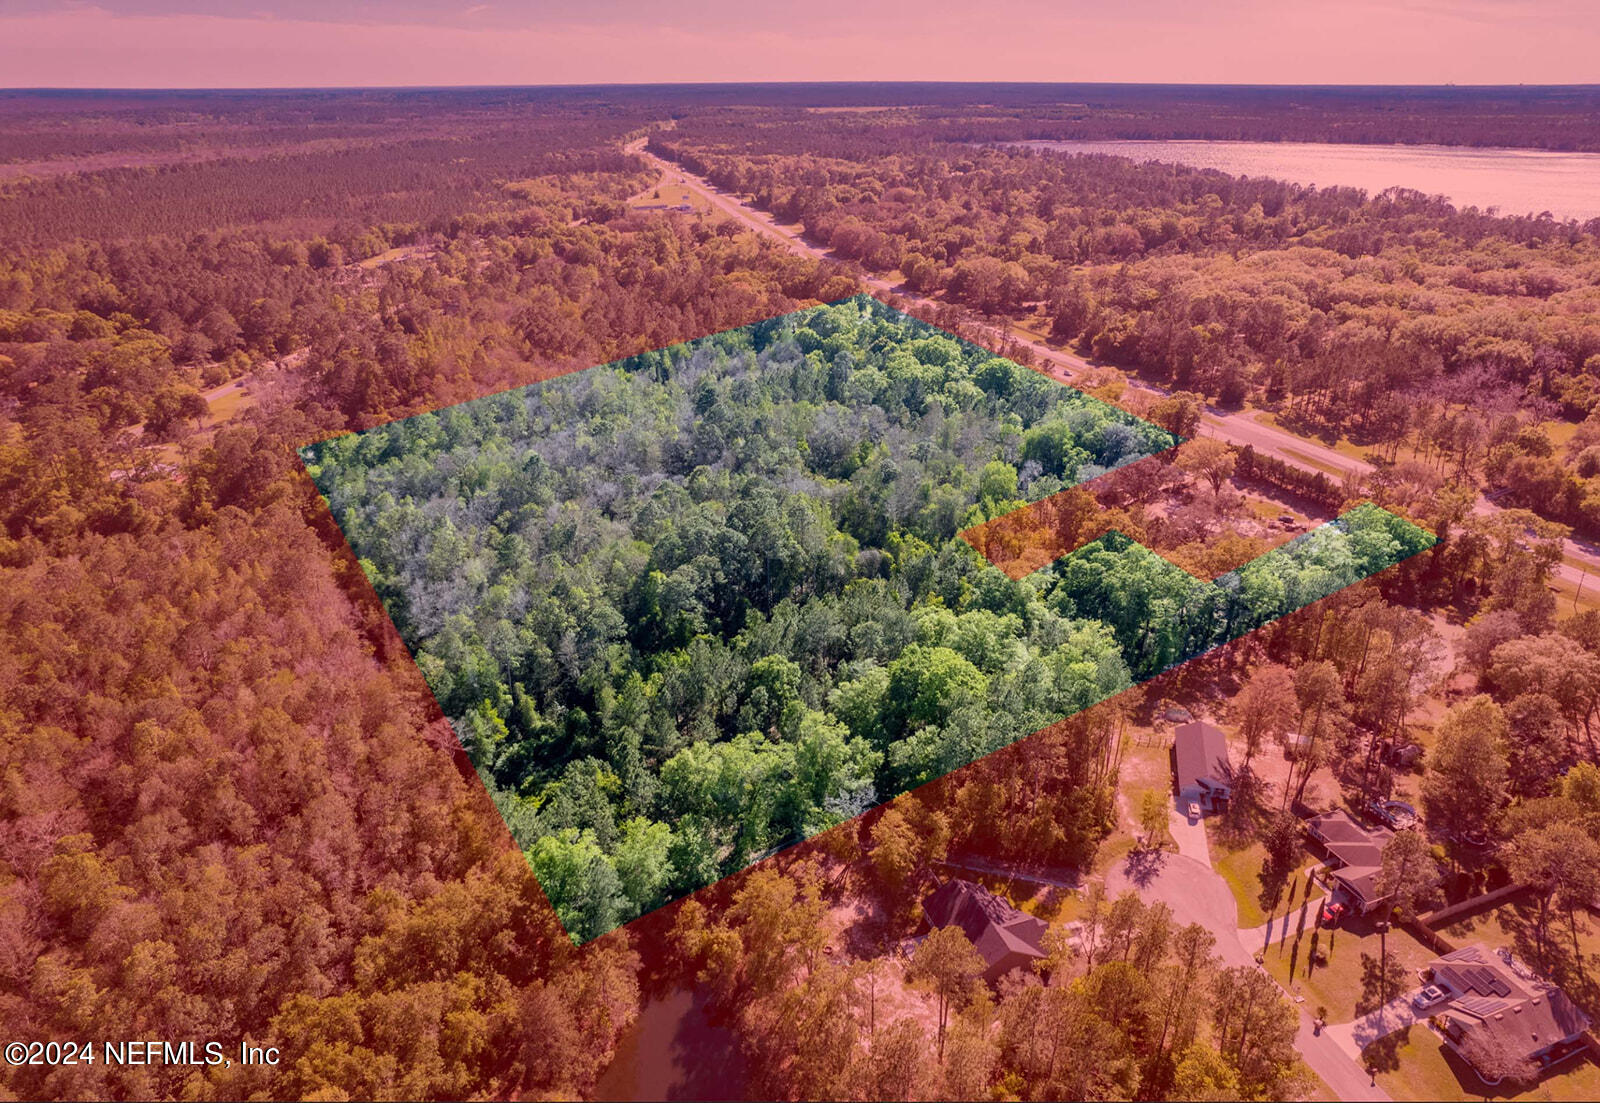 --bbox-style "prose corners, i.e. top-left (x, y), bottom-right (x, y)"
top-left (1377, 917), bottom-right (1390, 1033)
